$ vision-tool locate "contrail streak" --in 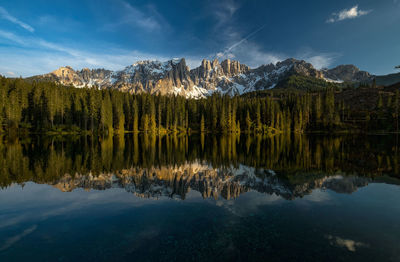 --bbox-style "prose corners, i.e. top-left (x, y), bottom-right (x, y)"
top-left (217, 25), bottom-right (265, 58)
